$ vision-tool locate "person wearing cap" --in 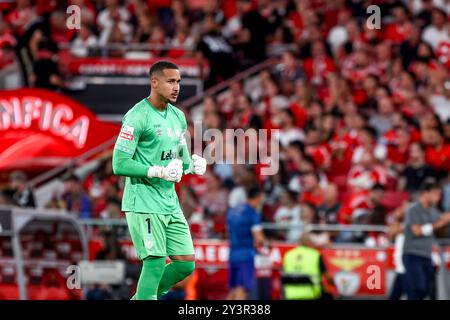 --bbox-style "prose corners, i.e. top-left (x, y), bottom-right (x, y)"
top-left (402, 179), bottom-right (450, 300)
top-left (9, 170), bottom-right (36, 208)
